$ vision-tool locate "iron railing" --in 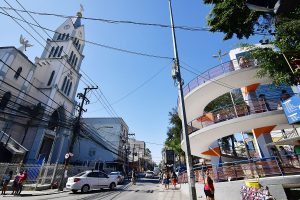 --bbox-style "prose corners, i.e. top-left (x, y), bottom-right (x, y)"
top-left (182, 59), bottom-right (256, 97)
top-left (177, 155), bottom-right (300, 184)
